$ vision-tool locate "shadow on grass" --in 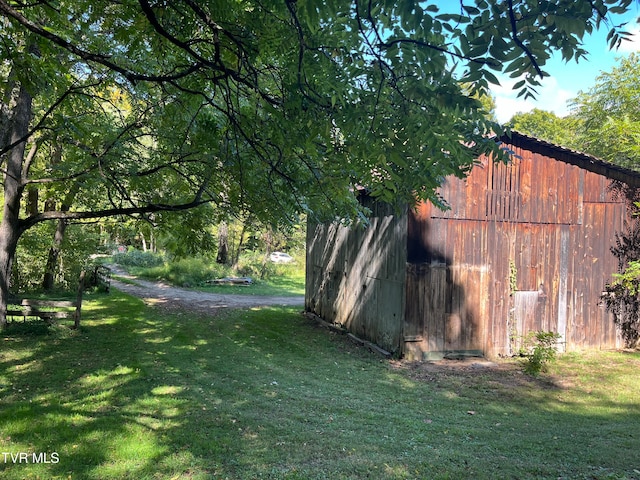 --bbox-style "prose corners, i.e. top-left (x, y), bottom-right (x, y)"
top-left (1, 290), bottom-right (639, 479)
